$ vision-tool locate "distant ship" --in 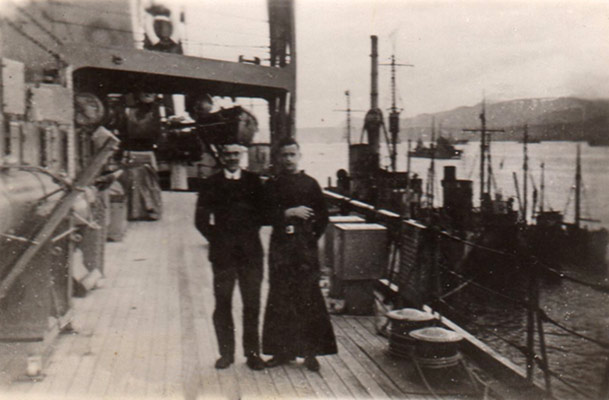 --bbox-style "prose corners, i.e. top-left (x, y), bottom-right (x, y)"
top-left (409, 136), bottom-right (463, 159)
